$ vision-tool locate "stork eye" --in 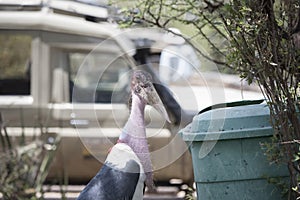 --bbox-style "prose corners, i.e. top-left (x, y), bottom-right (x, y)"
top-left (141, 83), bottom-right (150, 88)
